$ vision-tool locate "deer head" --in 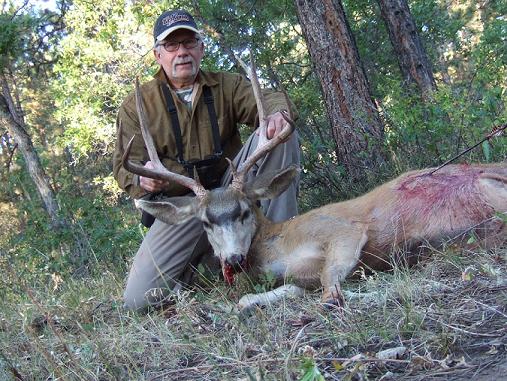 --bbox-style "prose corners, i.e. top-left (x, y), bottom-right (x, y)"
top-left (122, 54), bottom-right (297, 283)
